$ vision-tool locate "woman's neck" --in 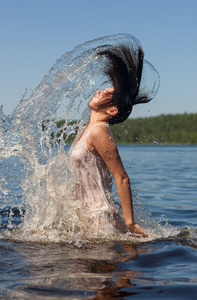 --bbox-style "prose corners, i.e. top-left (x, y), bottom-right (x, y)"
top-left (88, 110), bottom-right (109, 127)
